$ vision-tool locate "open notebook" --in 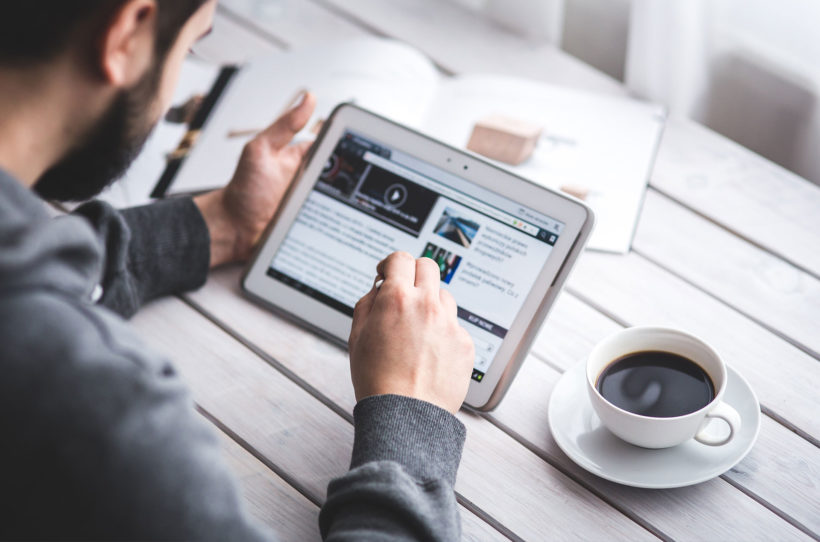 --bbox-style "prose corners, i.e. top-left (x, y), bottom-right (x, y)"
top-left (161, 37), bottom-right (665, 253)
